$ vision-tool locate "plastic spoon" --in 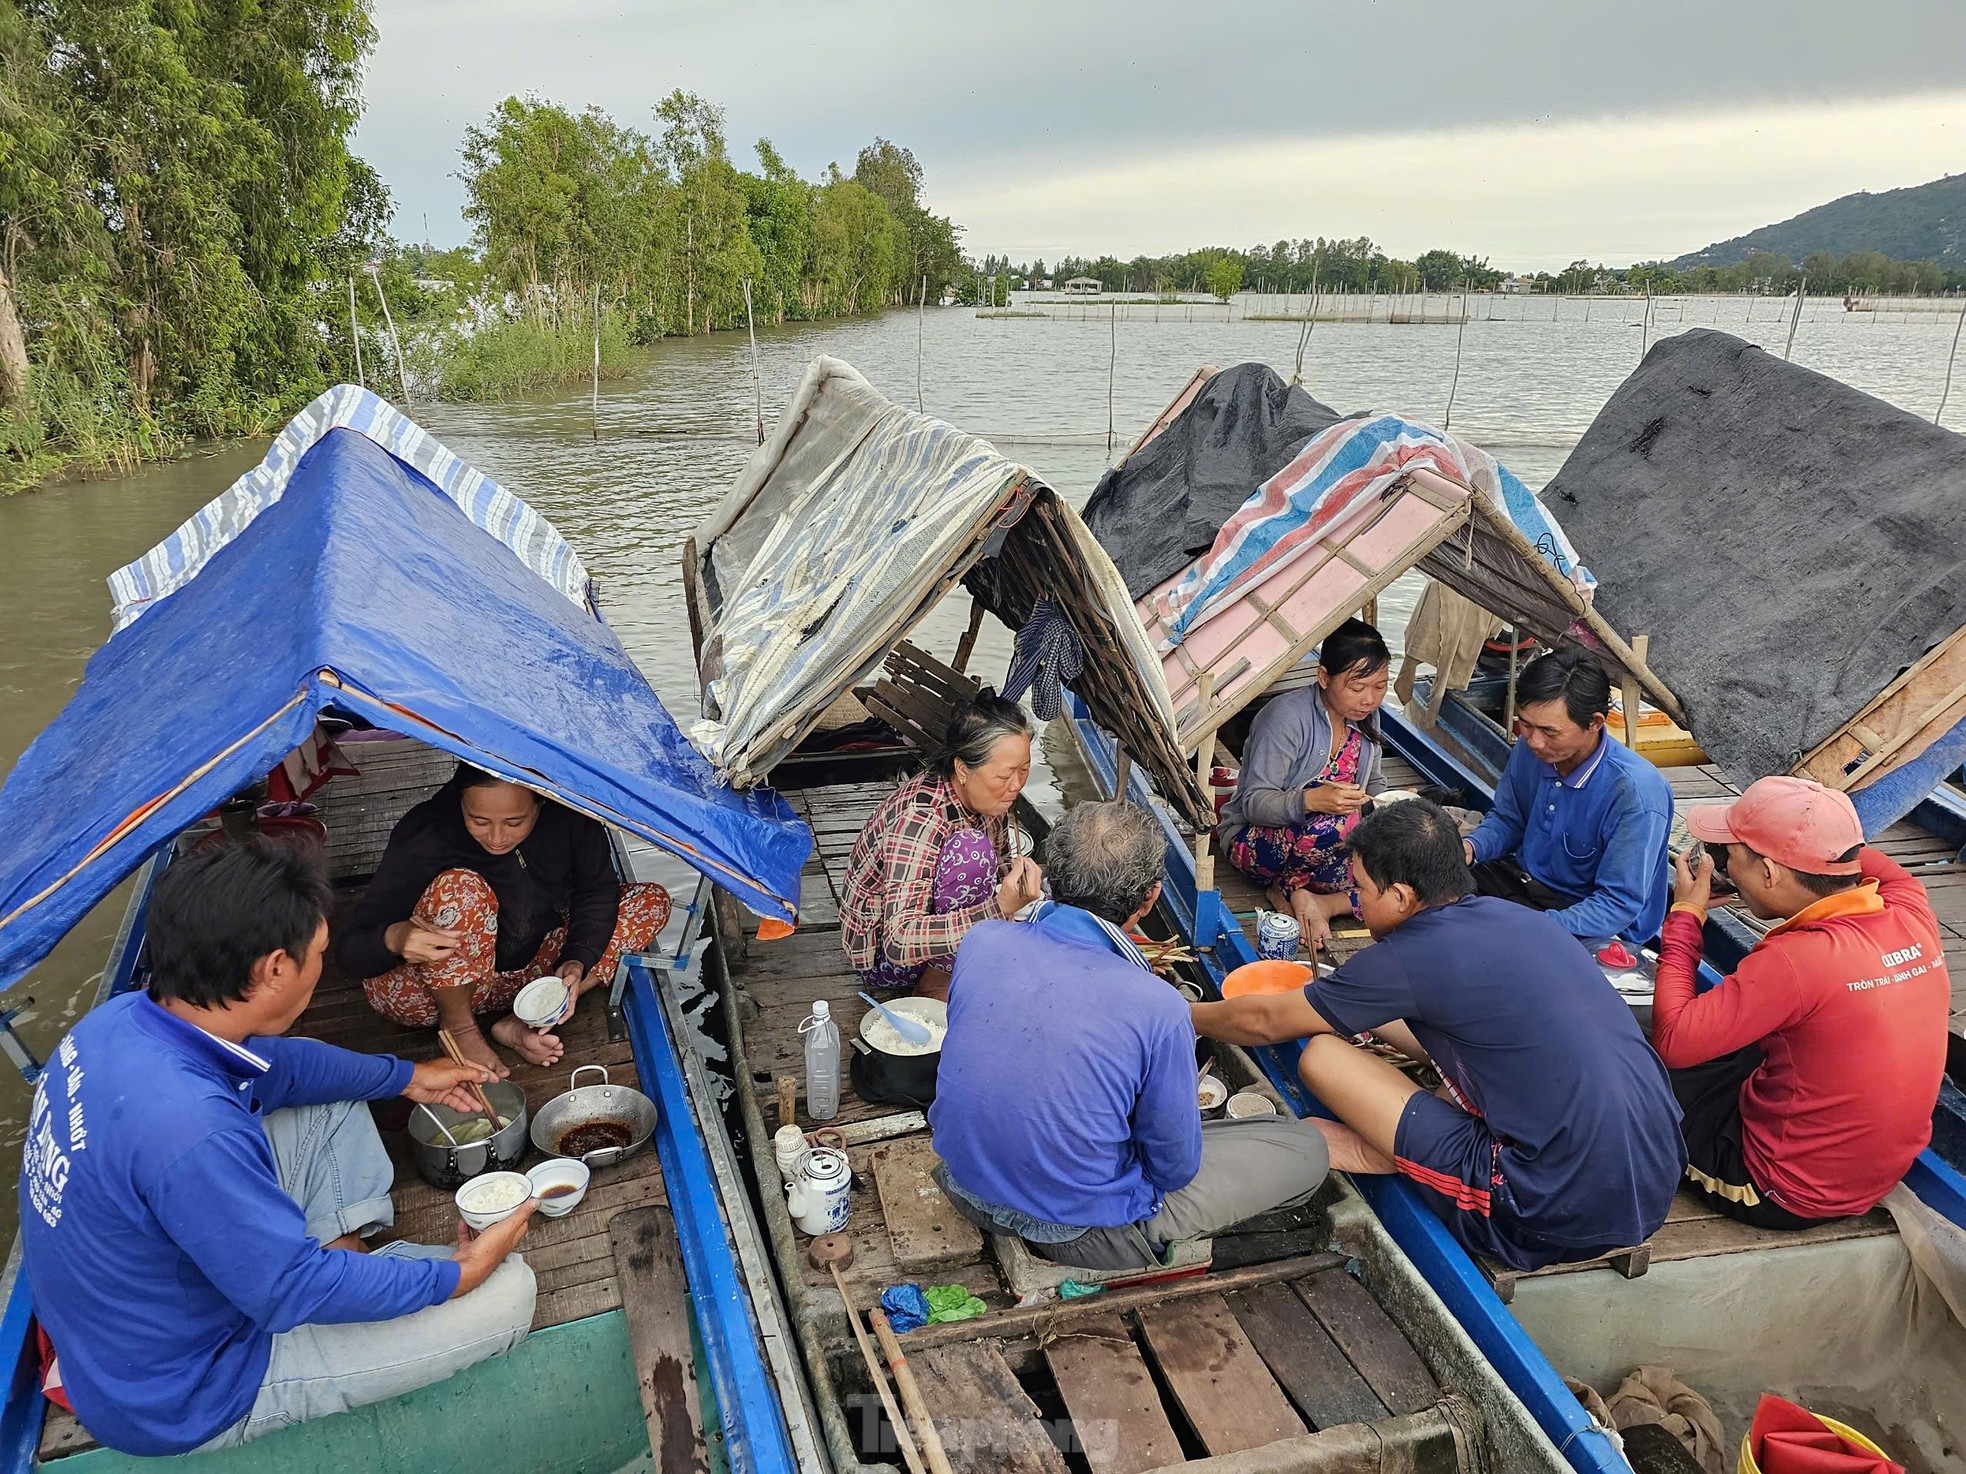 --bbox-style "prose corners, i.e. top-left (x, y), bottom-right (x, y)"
top-left (857, 991), bottom-right (932, 1047)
